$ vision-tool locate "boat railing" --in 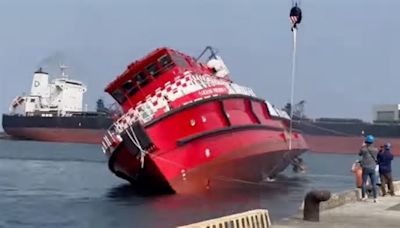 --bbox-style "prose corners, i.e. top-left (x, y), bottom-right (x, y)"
top-left (101, 107), bottom-right (140, 154)
top-left (265, 100), bottom-right (290, 120)
top-left (137, 72), bottom-right (256, 122)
